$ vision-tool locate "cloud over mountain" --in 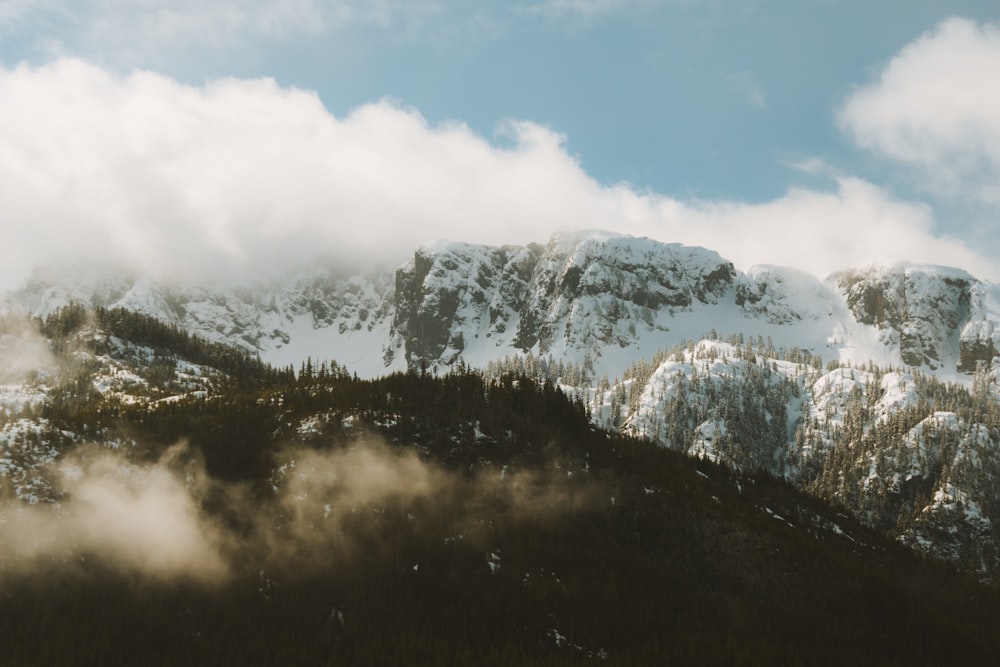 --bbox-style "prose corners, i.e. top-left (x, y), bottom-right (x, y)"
top-left (0, 57), bottom-right (995, 290)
